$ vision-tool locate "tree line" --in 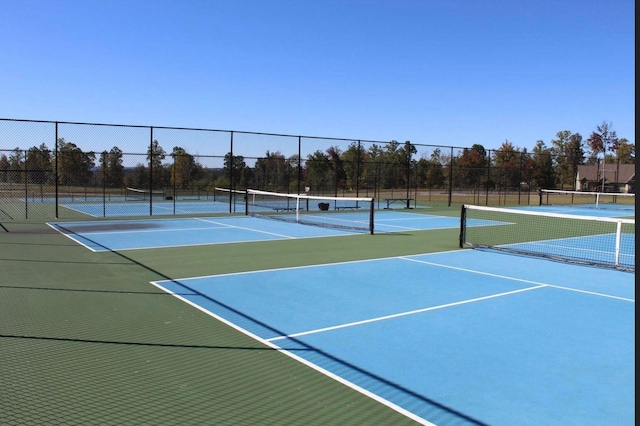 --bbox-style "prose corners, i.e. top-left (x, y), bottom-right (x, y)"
top-left (0, 121), bottom-right (634, 194)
